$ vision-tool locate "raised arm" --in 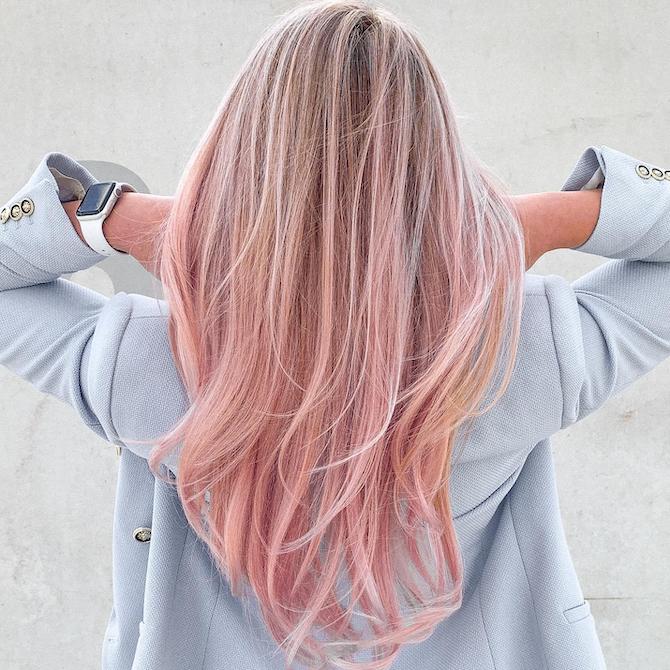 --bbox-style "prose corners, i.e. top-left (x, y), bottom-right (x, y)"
top-left (544, 144), bottom-right (670, 428)
top-left (63, 183), bottom-right (599, 276)
top-left (62, 192), bottom-right (172, 278)
top-left (511, 188), bottom-right (603, 269)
